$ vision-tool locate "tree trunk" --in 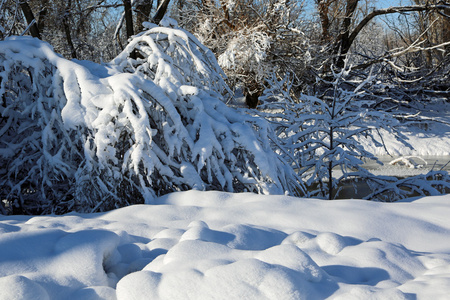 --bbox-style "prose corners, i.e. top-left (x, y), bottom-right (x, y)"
top-left (20, 1), bottom-right (41, 39)
top-left (316, 0), bottom-right (332, 42)
top-left (63, 0), bottom-right (77, 59)
top-left (444, 7), bottom-right (450, 53)
top-left (123, 0), bottom-right (136, 59)
top-left (135, 1), bottom-right (152, 32)
top-left (123, 0), bottom-right (134, 39)
top-left (335, 0), bottom-right (359, 67)
top-left (63, 19), bottom-right (77, 59)
top-left (37, 4), bottom-right (47, 34)
top-left (152, 0), bottom-right (171, 25)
